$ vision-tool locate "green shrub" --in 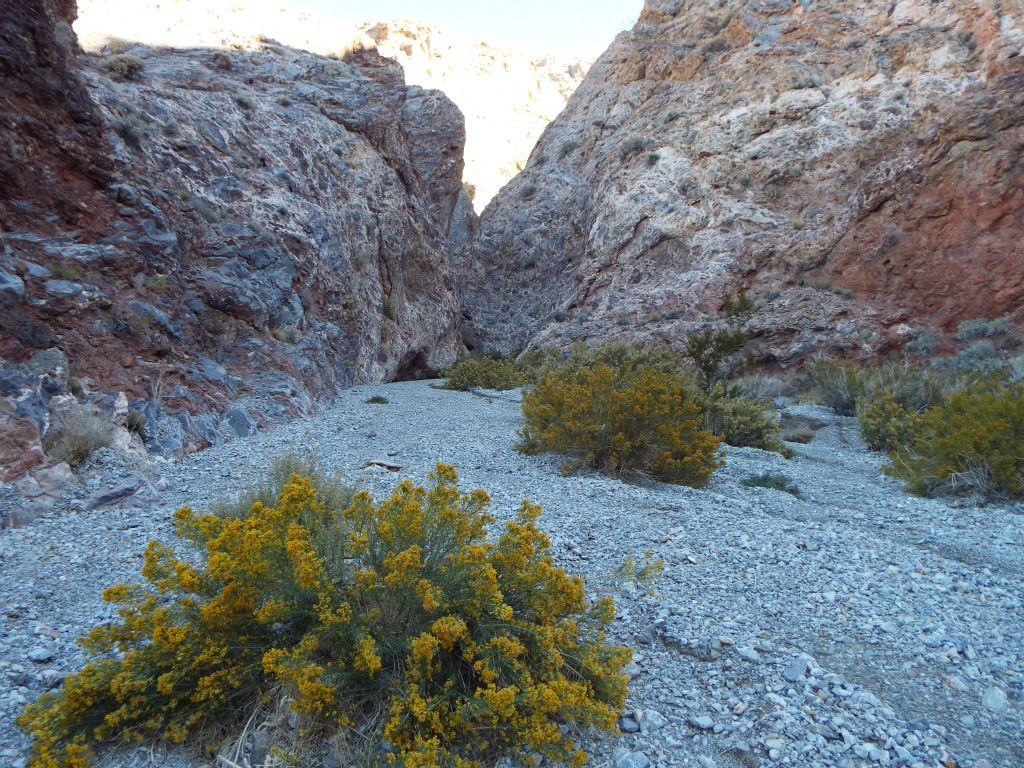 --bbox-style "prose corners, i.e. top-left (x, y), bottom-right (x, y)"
top-left (18, 464), bottom-right (630, 768)
top-left (870, 362), bottom-right (945, 413)
top-left (932, 341), bottom-right (1008, 377)
top-left (270, 325), bottom-right (301, 344)
top-left (443, 356), bottom-right (523, 391)
top-left (125, 410), bottom-right (146, 439)
top-left (702, 391), bottom-right (790, 456)
top-left (519, 363), bottom-right (723, 486)
top-left (955, 315), bottom-right (1012, 341)
top-left (365, 395), bottom-right (389, 405)
top-left (857, 392), bottom-right (920, 453)
top-left (741, 472), bottom-right (801, 497)
top-left (620, 137), bottom-right (653, 161)
top-left (886, 383), bottom-right (1024, 498)
top-left (684, 327), bottom-right (747, 393)
top-left (804, 360), bottom-right (866, 416)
